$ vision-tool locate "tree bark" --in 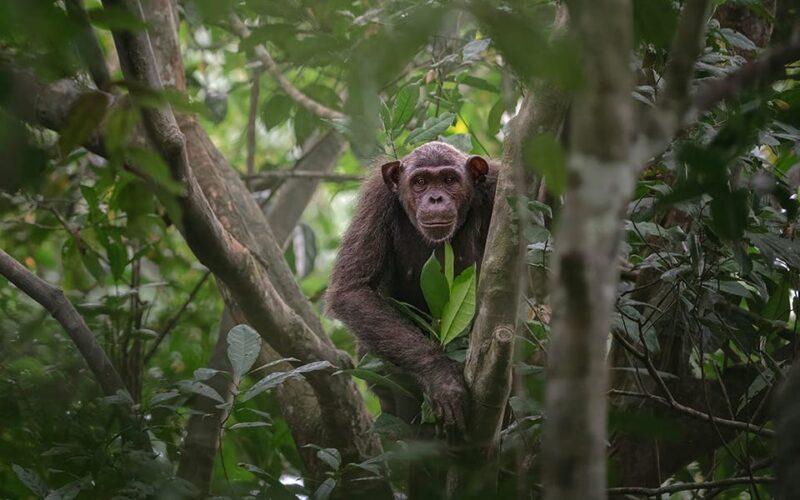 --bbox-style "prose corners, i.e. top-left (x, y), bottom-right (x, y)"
top-left (542, 1), bottom-right (634, 499)
top-left (102, 1), bottom-right (388, 495)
